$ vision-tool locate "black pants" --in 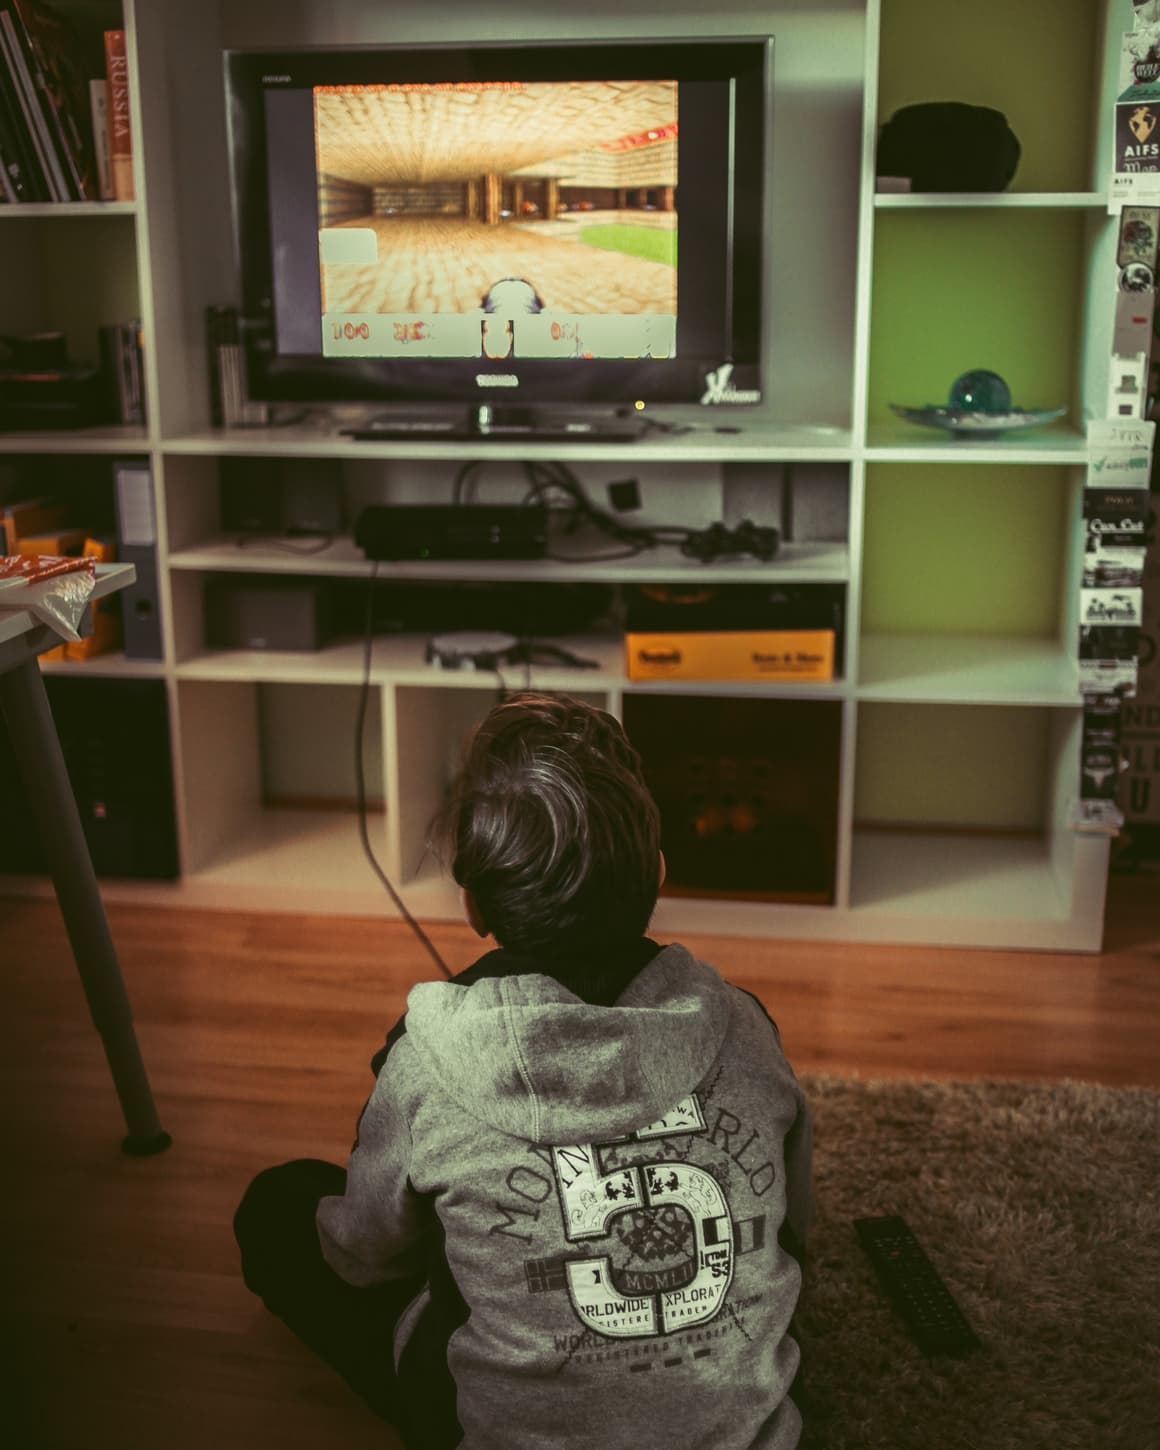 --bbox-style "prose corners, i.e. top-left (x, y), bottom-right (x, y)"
top-left (233, 1158), bottom-right (437, 1442)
